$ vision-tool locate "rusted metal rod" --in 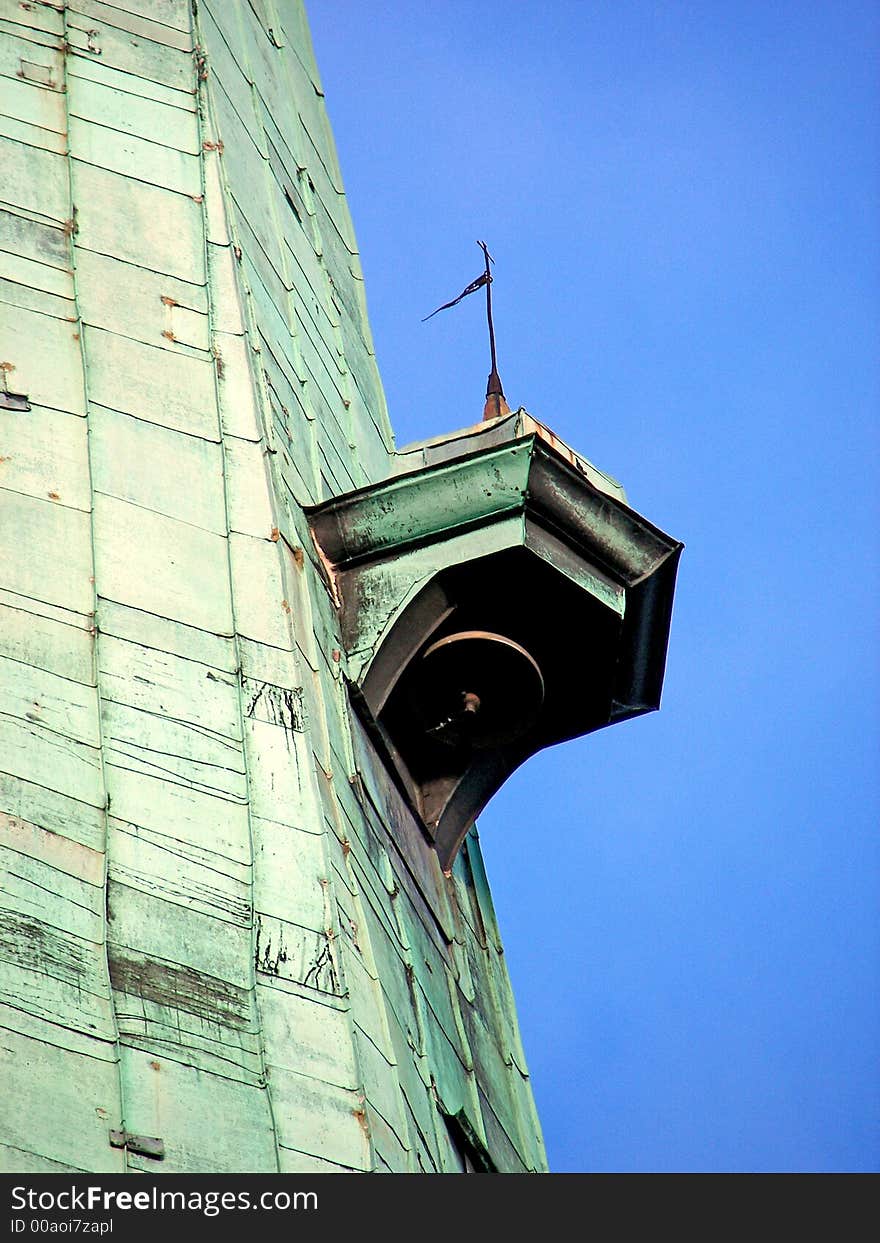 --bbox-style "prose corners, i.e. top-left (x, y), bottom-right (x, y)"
top-left (478, 240), bottom-right (498, 377)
